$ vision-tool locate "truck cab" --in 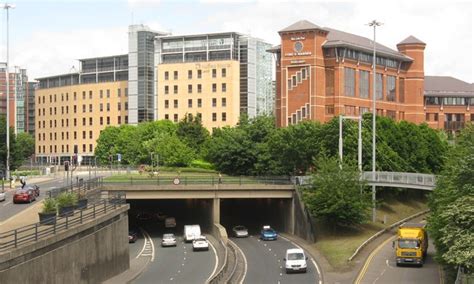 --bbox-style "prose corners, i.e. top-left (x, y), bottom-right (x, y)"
top-left (394, 223), bottom-right (428, 267)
